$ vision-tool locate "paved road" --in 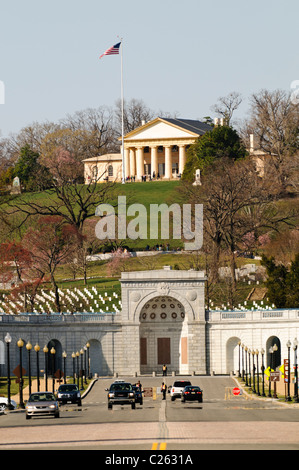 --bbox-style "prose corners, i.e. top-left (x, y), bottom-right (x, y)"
top-left (1, 376), bottom-right (299, 451)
